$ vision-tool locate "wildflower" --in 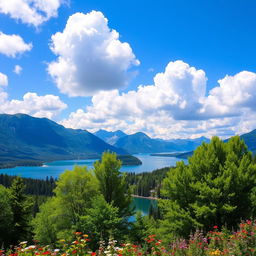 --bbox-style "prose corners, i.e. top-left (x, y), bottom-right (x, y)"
top-left (28, 245), bottom-right (36, 250)
top-left (213, 225), bottom-right (218, 229)
top-left (20, 241), bottom-right (28, 245)
top-left (209, 249), bottom-right (221, 255)
top-left (91, 253), bottom-right (96, 256)
top-left (147, 238), bottom-right (154, 243)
